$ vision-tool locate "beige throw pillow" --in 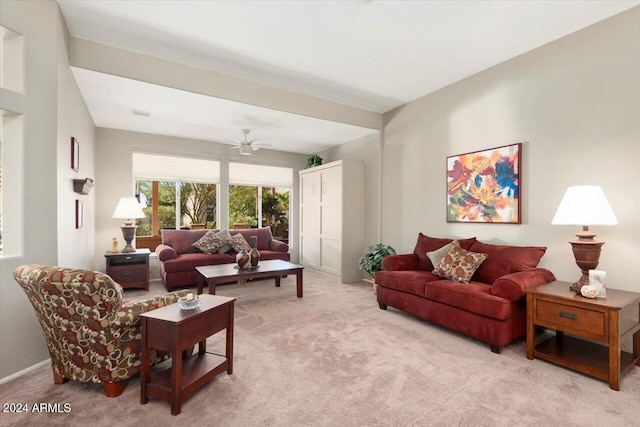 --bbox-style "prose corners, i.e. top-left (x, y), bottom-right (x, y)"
top-left (215, 229), bottom-right (232, 253)
top-left (426, 240), bottom-right (460, 271)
